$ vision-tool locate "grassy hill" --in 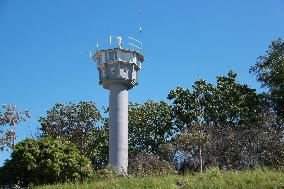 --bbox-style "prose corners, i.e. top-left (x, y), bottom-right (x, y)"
top-left (35, 168), bottom-right (284, 189)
